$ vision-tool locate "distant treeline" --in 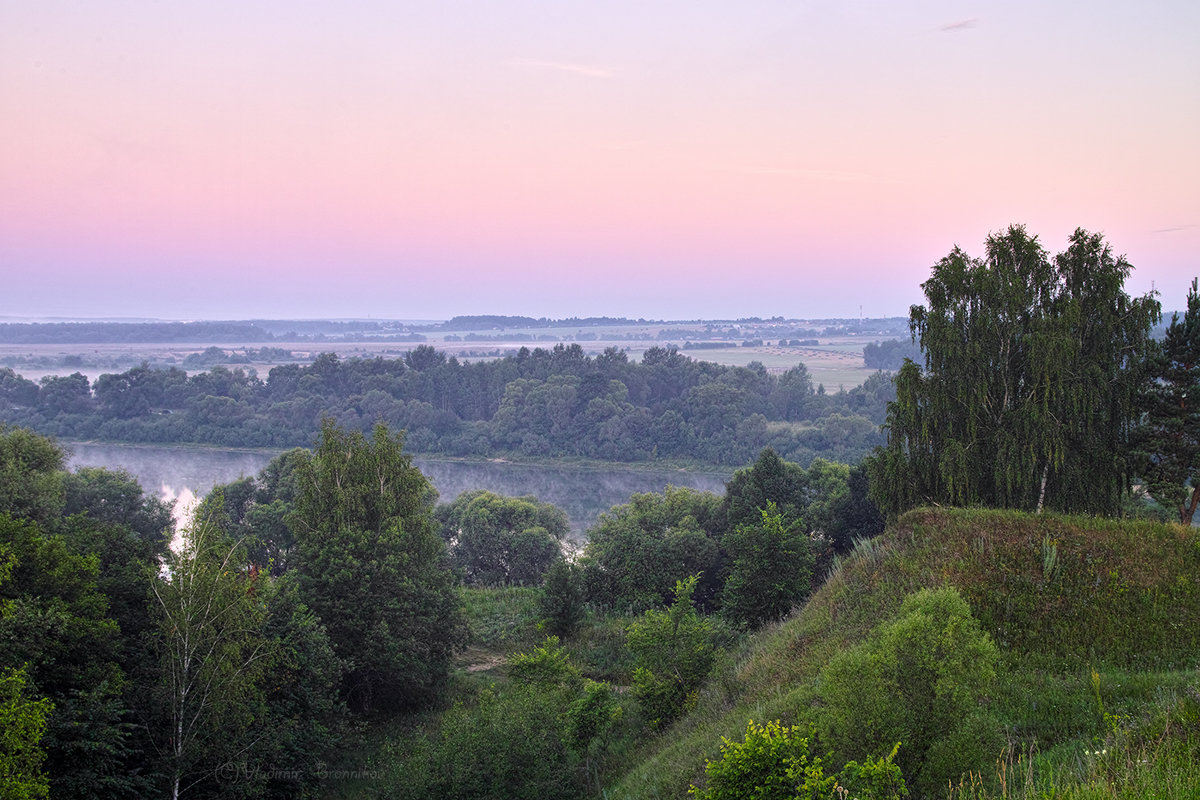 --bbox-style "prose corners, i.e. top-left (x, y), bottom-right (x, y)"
top-left (0, 315), bottom-right (914, 345)
top-left (429, 315), bottom-right (653, 331)
top-left (180, 346), bottom-right (298, 368)
top-left (862, 338), bottom-right (923, 370)
top-left (0, 319), bottom-right (432, 344)
top-left (0, 344), bottom-right (891, 467)
top-left (0, 320), bottom-right (277, 344)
